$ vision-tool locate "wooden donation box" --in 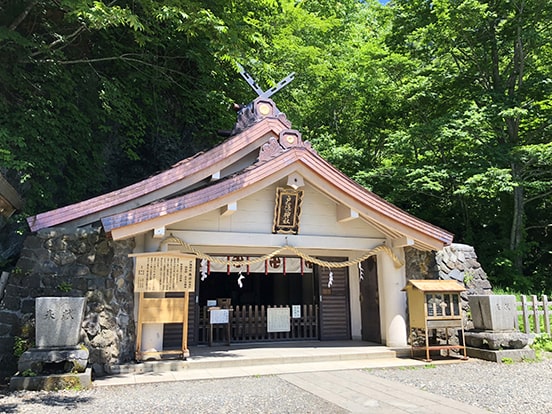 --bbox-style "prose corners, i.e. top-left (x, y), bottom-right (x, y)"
top-left (403, 279), bottom-right (468, 362)
top-left (131, 252), bottom-right (196, 361)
